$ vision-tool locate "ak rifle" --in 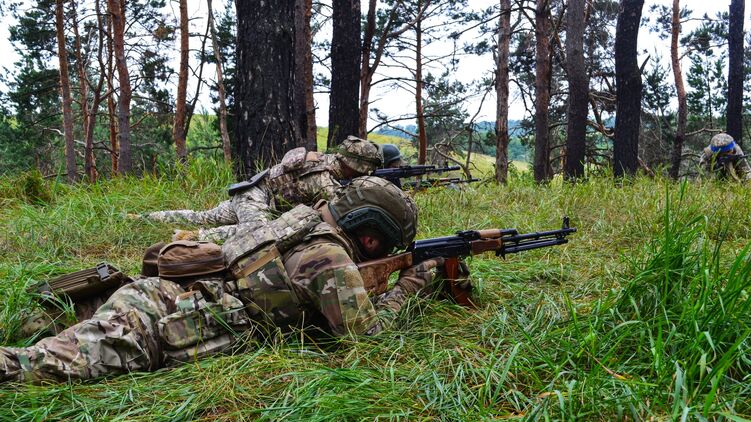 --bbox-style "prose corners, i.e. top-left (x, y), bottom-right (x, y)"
top-left (358, 217), bottom-right (577, 307)
top-left (341, 165), bottom-right (461, 187)
top-left (402, 177), bottom-right (480, 190)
